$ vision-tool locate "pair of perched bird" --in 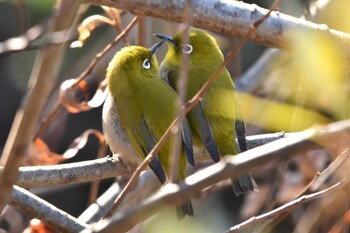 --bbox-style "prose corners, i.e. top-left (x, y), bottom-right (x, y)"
top-left (102, 28), bottom-right (257, 218)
